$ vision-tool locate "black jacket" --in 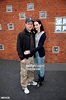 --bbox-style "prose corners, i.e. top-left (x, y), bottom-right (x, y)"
top-left (30, 32), bottom-right (46, 57)
top-left (17, 28), bottom-right (35, 60)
